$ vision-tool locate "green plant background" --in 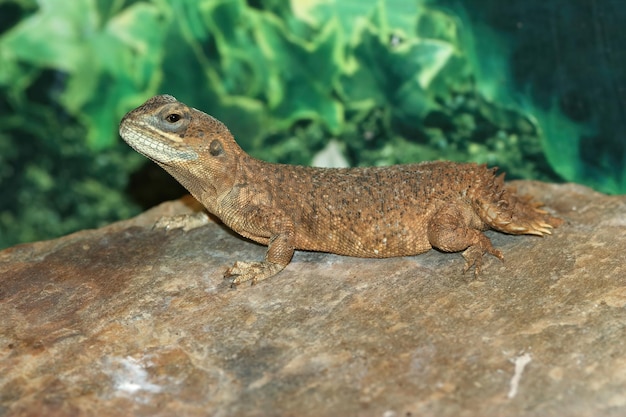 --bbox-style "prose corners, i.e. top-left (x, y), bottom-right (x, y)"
top-left (0, 0), bottom-right (623, 249)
